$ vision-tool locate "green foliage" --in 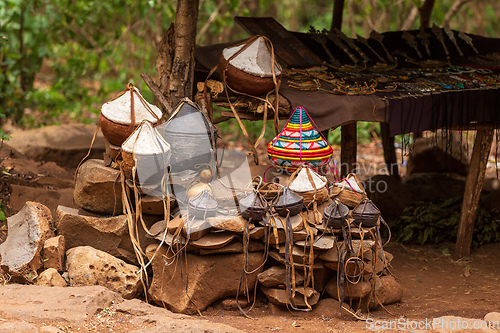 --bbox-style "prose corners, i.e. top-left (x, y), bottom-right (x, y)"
top-left (0, 202), bottom-right (6, 222)
top-left (327, 122), bottom-right (380, 146)
top-left (0, 0), bottom-right (498, 136)
top-left (389, 197), bottom-right (500, 248)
